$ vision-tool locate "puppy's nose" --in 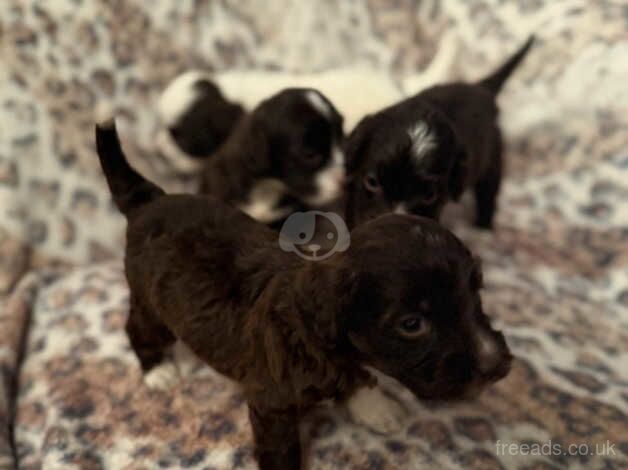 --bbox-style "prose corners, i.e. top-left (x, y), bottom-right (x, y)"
top-left (476, 330), bottom-right (503, 373)
top-left (476, 330), bottom-right (513, 382)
